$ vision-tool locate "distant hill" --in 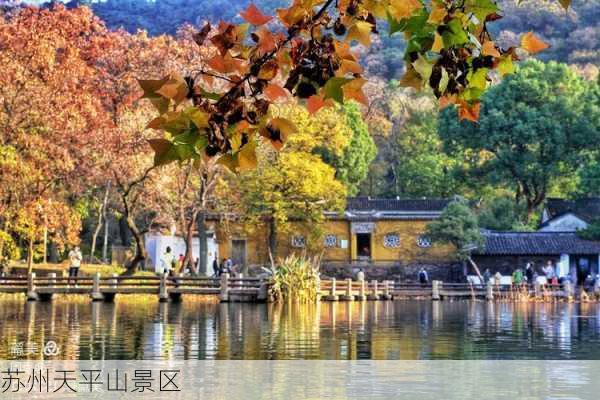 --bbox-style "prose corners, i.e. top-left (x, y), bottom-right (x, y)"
top-left (10, 0), bottom-right (600, 78)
